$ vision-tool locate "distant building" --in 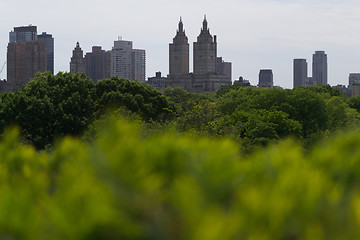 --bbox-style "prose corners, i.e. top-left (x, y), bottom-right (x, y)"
top-left (9, 25), bottom-right (37, 43)
top-left (166, 16), bottom-right (231, 93)
top-left (169, 17), bottom-right (189, 77)
top-left (70, 42), bottom-right (86, 74)
top-left (233, 76), bottom-right (251, 87)
top-left (293, 59), bottom-right (307, 88)
top-left (349, 73), bottom-right (360, 90)
top-left (147, 72), bottom-right (166, 90)
top-left (38, 32), bottom-right (54, 74)
top-left (333, 84), bottom-right (351, 97)
top-left (216, 57), bottom-right (232, 81)
top-left (110, 40), bottom-right (146, 82)
top-left (85, 46), bottom-right (110, 83)
top-left (305, 77), bottom-right (317, 86)
top-left (193, 16), bottom-right (217, 75)
top-left (7, 40), bottom-right (47, 90)
top-left (312, 51), bottom-right (327, 85)
top-left (258, 69), bottom-right (273, 88)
